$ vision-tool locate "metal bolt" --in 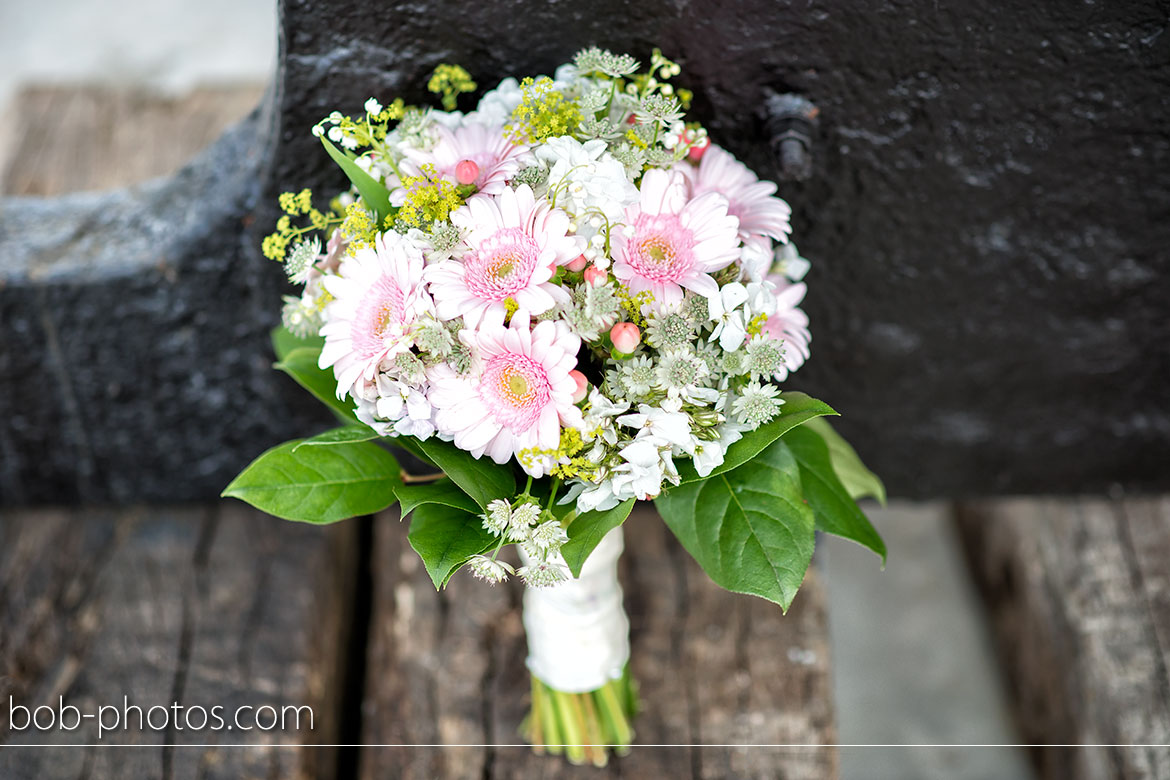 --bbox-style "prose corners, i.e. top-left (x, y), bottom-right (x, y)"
top-left (764, 93), bottom-right (820, 182)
